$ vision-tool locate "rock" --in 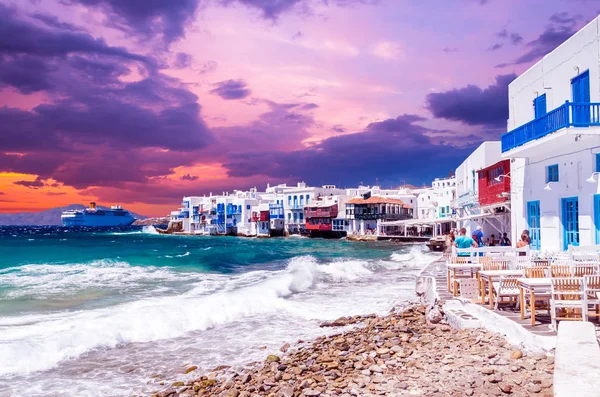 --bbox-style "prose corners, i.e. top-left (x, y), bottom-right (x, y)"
top-left (171, 382), bottom-right (184, 387)
top-left (241, 373), bottom-right (251, 384)
top-left (185, 366), bottom-right (197, 374)
top-left (277, 386), bottom-right (294, 397)
top-left (488, 373), bottom-right (503, 384)
top-left (280, 343), bottom-right (291, 352)
top-left (509, 366), bottom-right (519, 372)
top-left (482, 368), bottom-right (495, 375)
top-left (510, 350), bottom-right (523, 360)
top-left (369, 365), bottom-right (383, 373)
top-left (526, 384), bottom-right (542, 393)
top-left (498, 383), bottom-right (513, 394)
top-left (266, 355), bottom-right (281, 363)
top-left (226, 389), bottom-right (240, 397)
top-left (304, 389), bottom-right (321, 397)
